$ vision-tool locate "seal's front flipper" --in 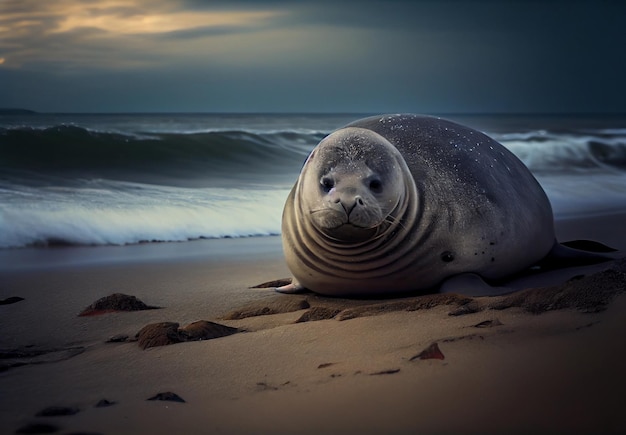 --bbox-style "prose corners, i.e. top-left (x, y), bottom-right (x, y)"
top-left (538, 239), bottom-right (620, 270)
top-left (439, 273), bottom-right (514, 297)
top-left (275, 280), bottom-right (307, 294)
